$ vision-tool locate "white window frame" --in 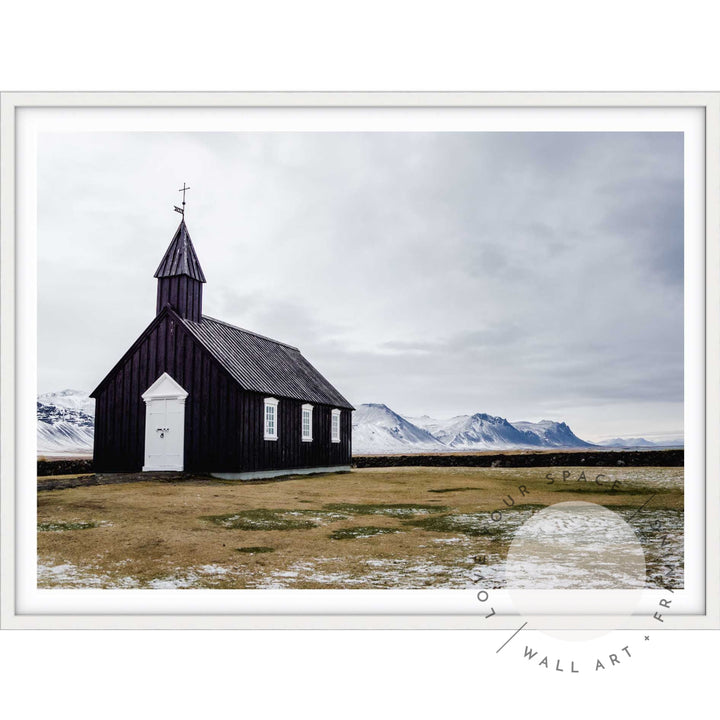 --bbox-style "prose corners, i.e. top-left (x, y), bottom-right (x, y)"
top-left (301, 403), bottom-right (313, 442)
top-left (264, 397), bottom-right (279, 441)
top-left (331, 409), bottom-right (341, 443)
